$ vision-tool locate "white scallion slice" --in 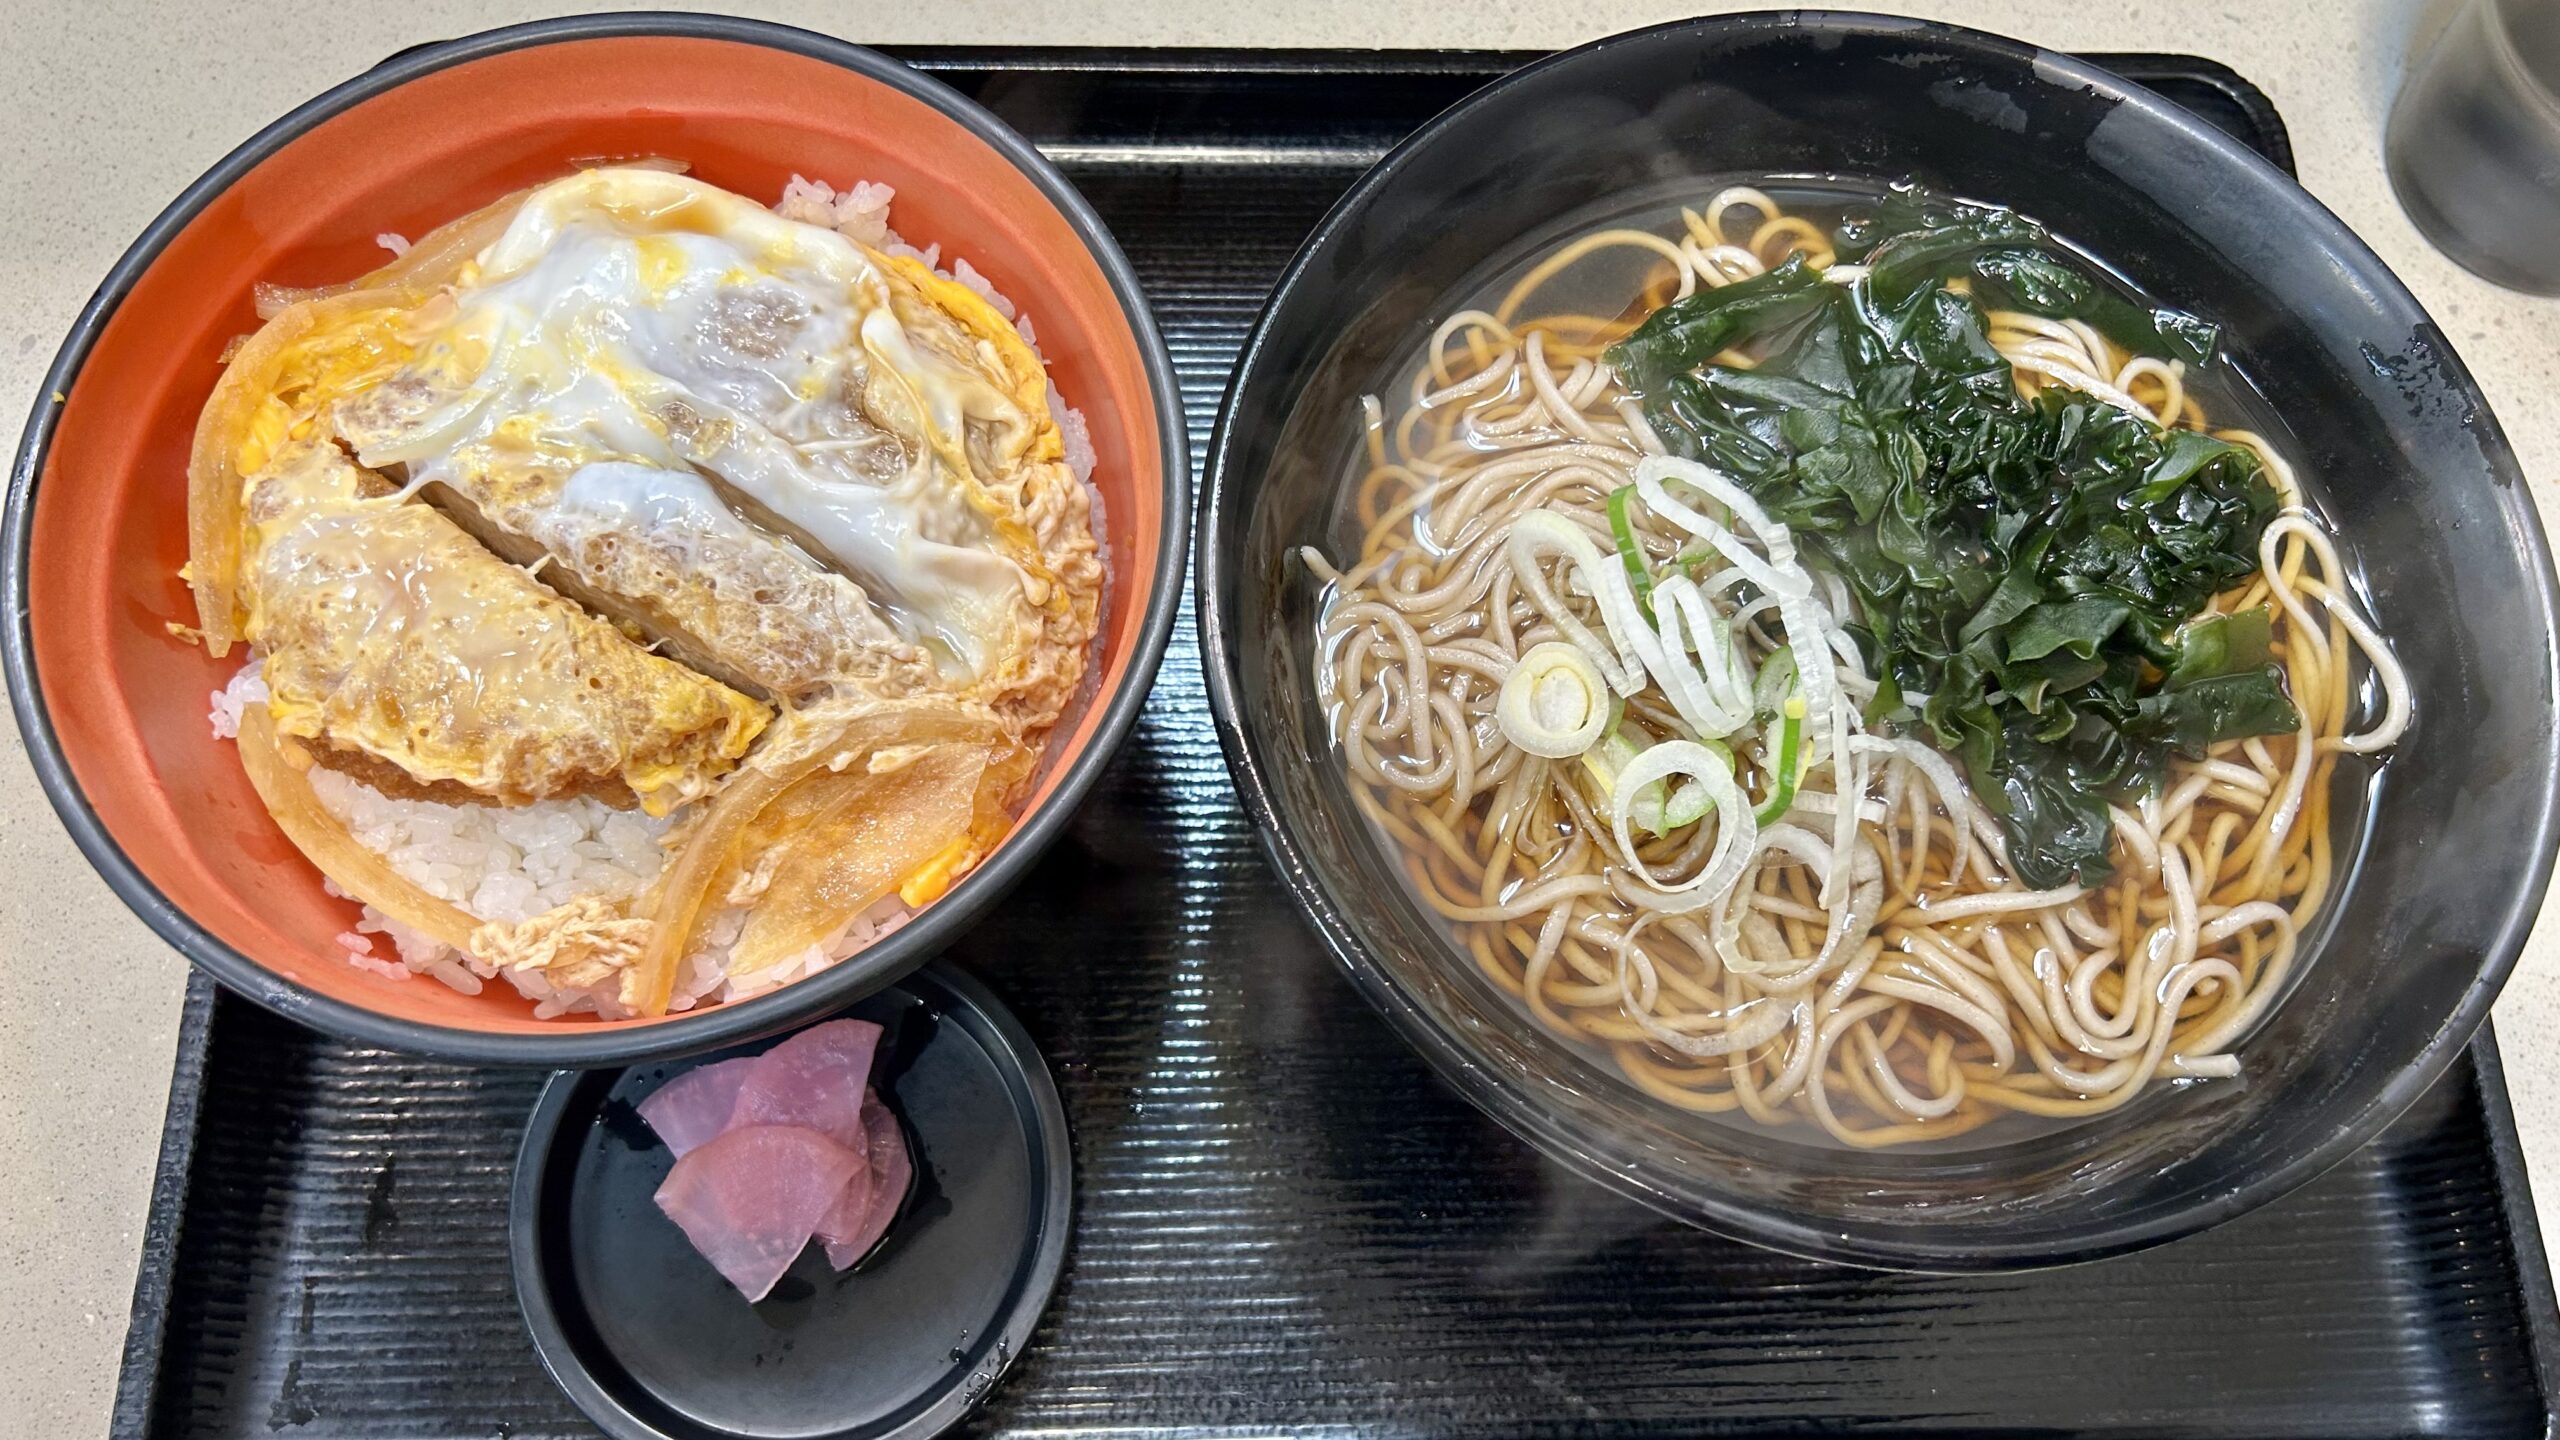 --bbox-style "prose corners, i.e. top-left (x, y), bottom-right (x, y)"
top-left (1582, 729), bottom-right (1666, 834)
top-left (1497, 641), bottom-right (1611, 759)
top-left (1505, 511), bottom-right (1649, 694)
top-left (1610, 739), bottom-right (1755, 900)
